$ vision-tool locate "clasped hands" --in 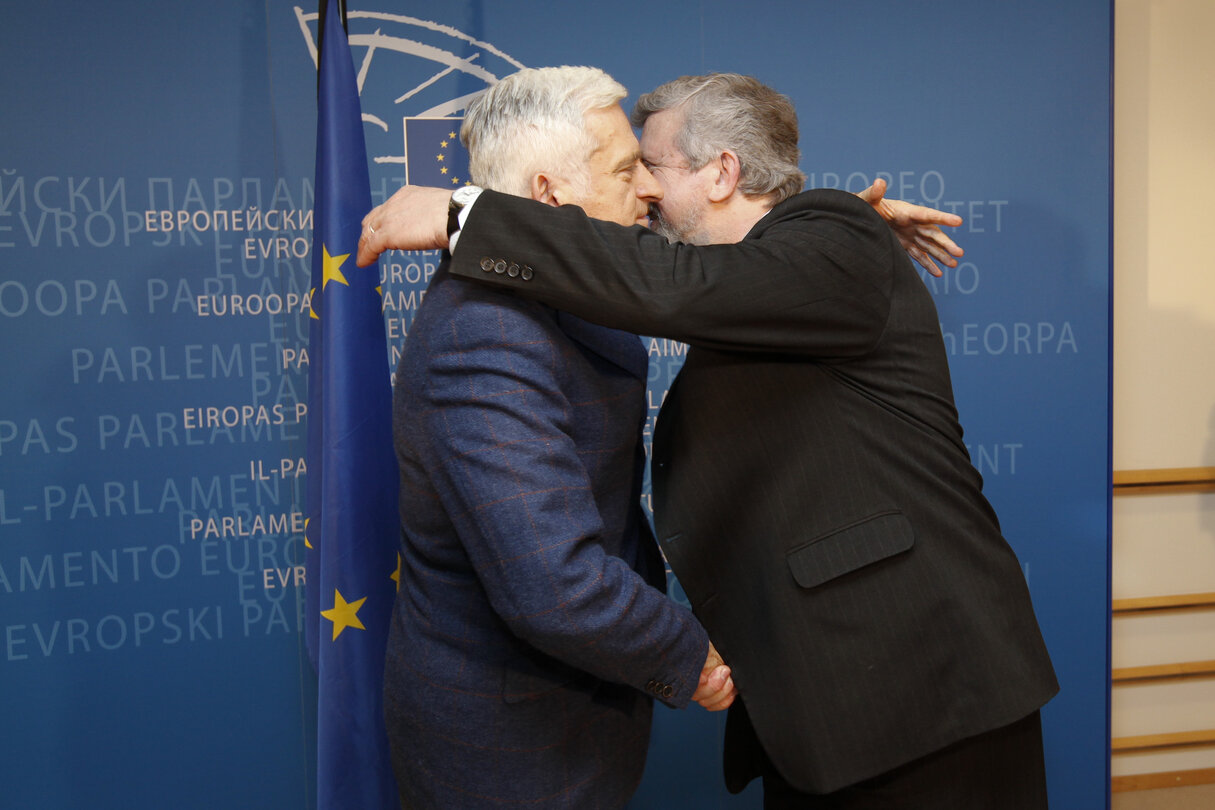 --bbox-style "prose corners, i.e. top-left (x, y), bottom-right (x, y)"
top-left (692, 642), bottom-right (736, 712)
